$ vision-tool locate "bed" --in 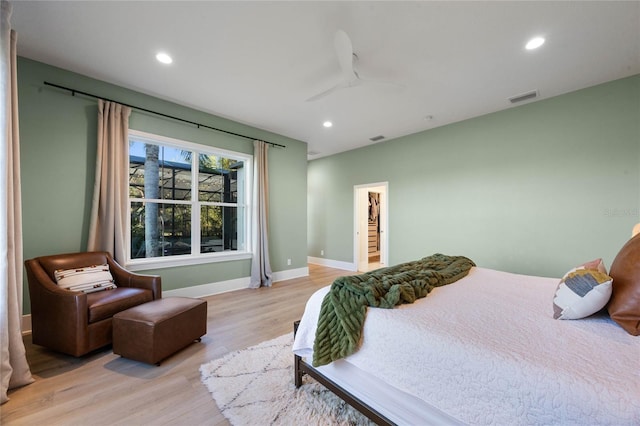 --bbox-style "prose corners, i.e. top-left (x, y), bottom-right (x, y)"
top-left (292, 237), bottom-right (640, 425)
